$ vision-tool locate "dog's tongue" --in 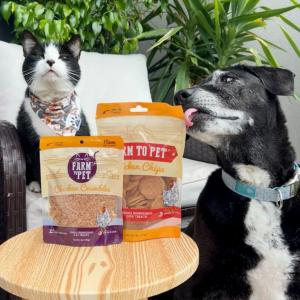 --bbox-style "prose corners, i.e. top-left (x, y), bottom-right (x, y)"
top-left (184, 108), bottom-right (198, 128)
